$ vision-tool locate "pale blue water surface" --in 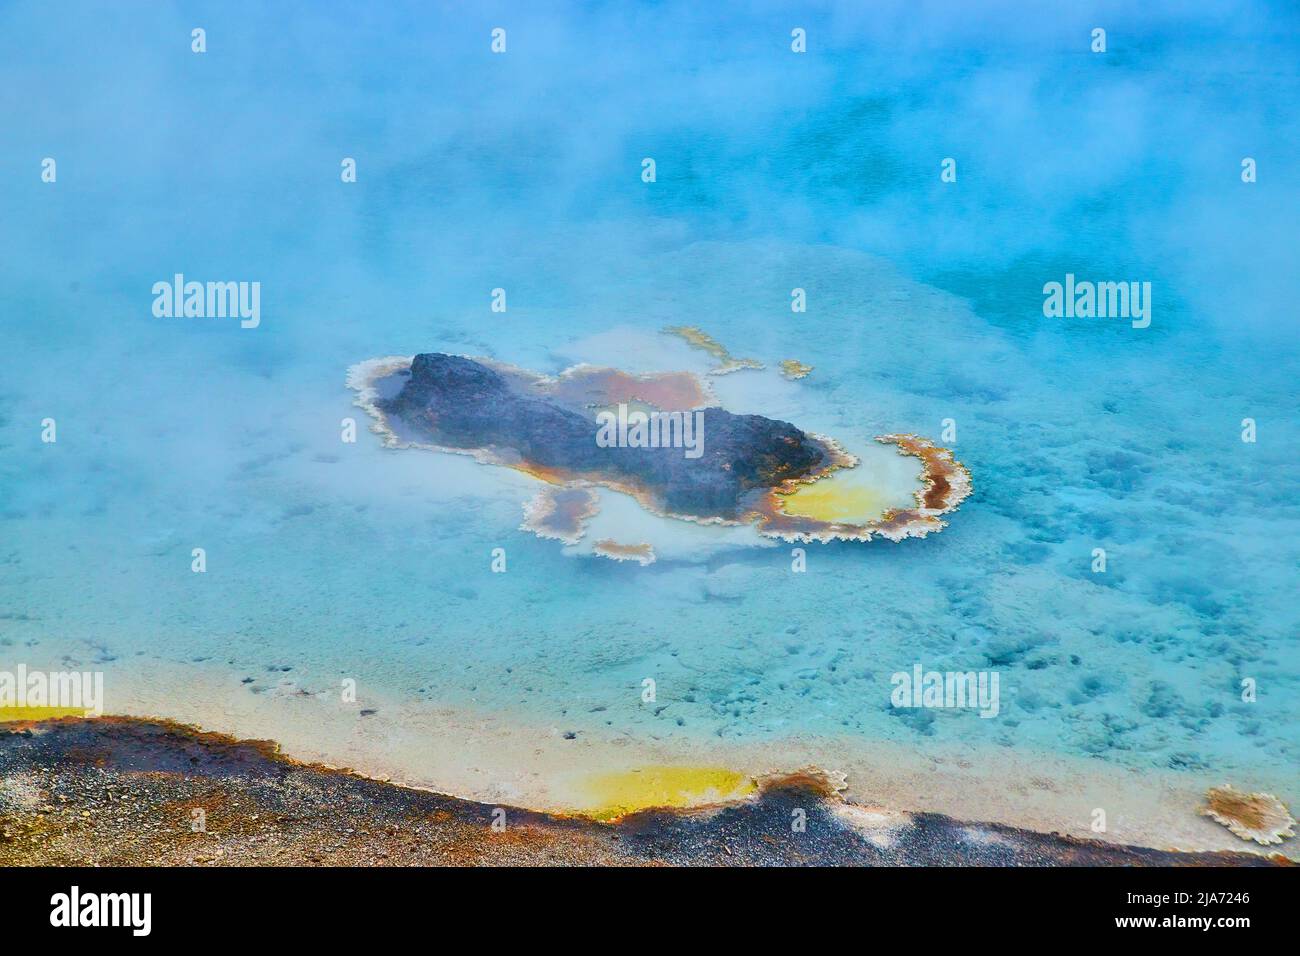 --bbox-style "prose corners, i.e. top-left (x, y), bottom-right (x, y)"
top-left (1, 2), bottom-right (1297, 799)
